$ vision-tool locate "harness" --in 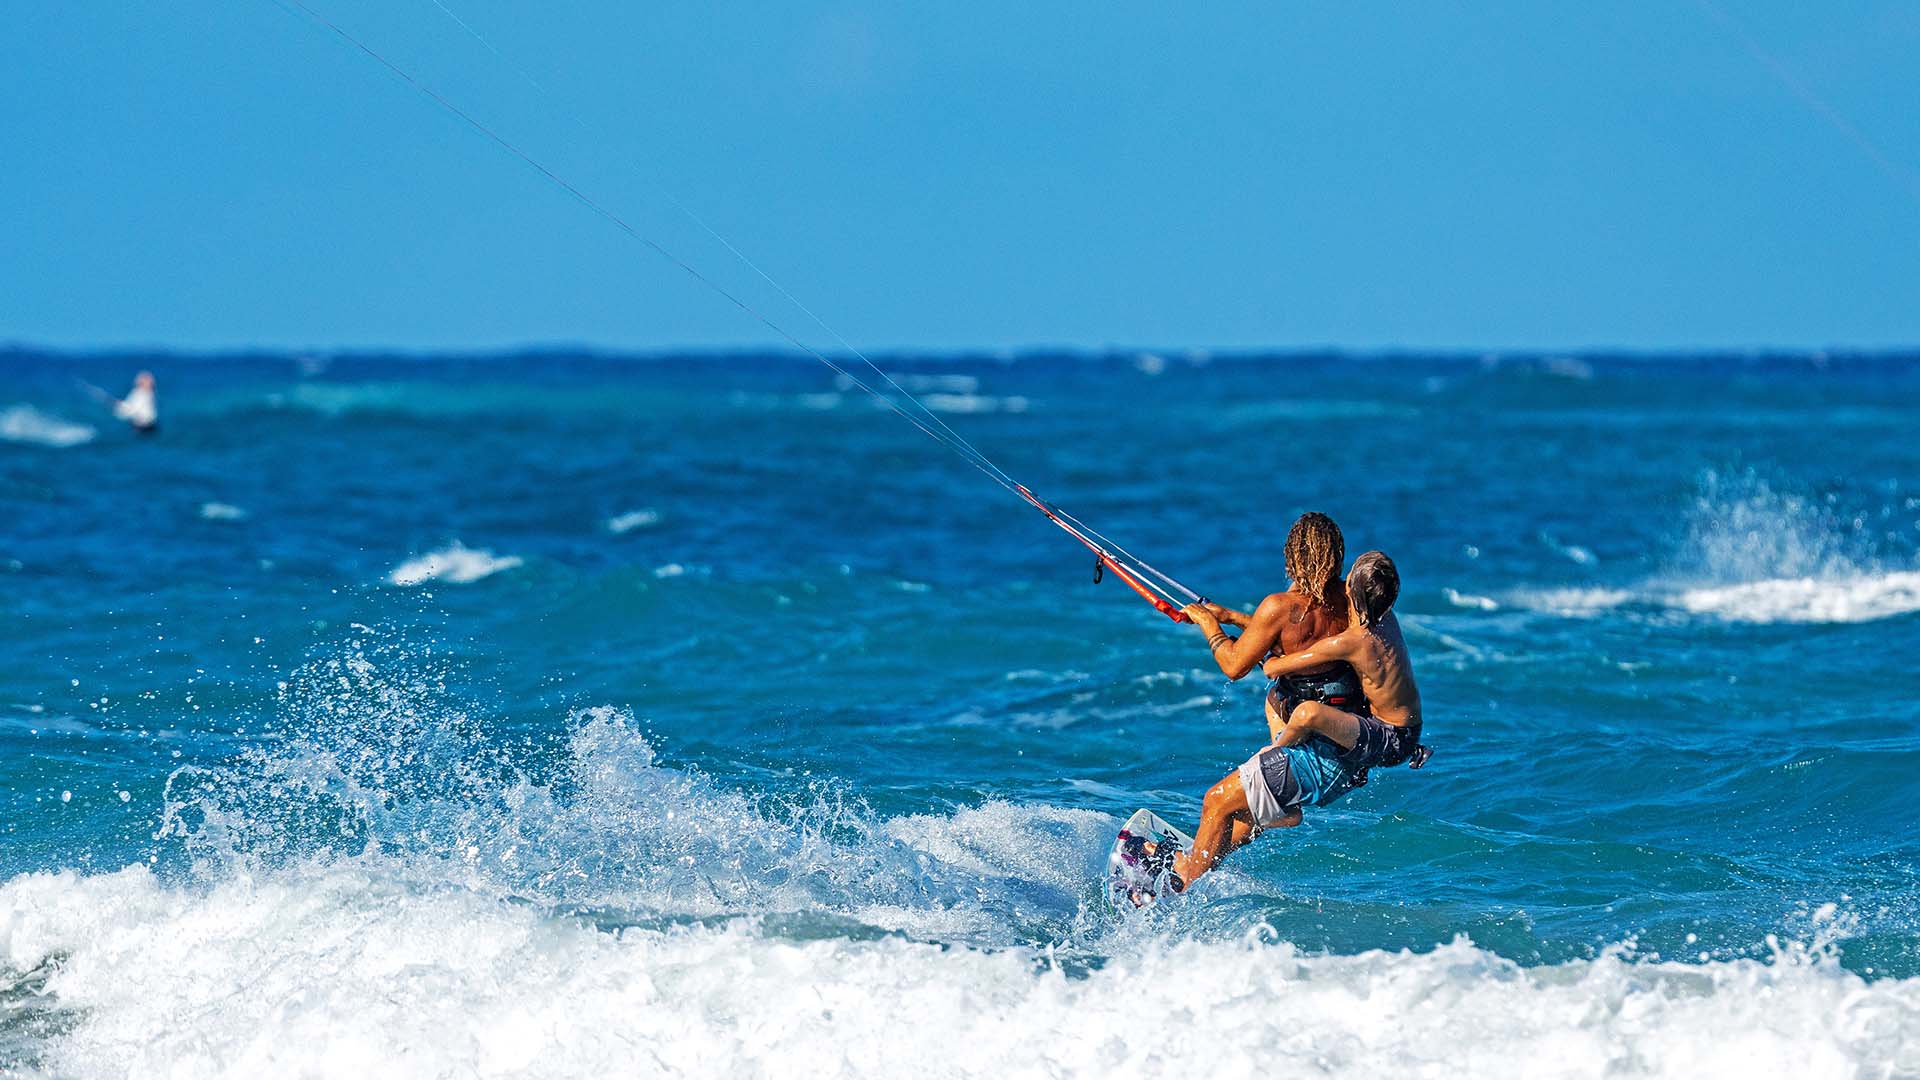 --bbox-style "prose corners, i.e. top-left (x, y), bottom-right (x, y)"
top-left (1268, 663), bottom-right (1370, 716)
top-left (1269, 663), bottom-right (1433, 783)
